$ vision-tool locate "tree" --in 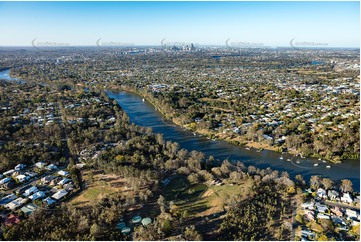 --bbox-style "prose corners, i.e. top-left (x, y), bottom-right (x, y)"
top-left (340, 179), bottom-right (353, 193)
top-left (184, 225), bottom-right (203, 240)
top-left (157, 195), bottom-right (166, 214)
top-left (90, 223), bottom-right (101, 237)
top-left (295, 174), bottom-right (305, 187)
top-left (321, 178), bottom-right (333, 190)
top-left (310, 175), bottom-right (321, 190)
top-left (187, 173), bottom-right (199, 184)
